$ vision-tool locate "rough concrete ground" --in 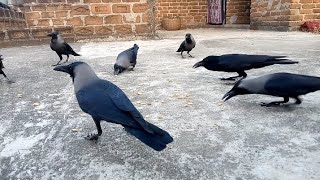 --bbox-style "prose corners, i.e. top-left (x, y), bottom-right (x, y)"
top-left (1, 28), bottom-right (320, 180)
